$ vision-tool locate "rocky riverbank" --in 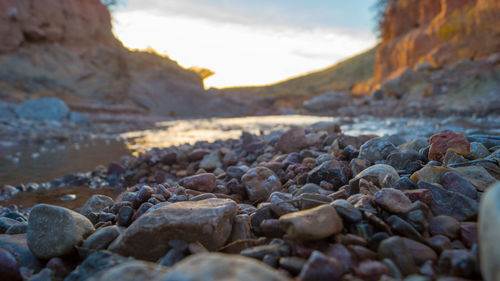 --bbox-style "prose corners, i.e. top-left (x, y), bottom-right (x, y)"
top-left (1, 125), bottom-right (500, 280)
